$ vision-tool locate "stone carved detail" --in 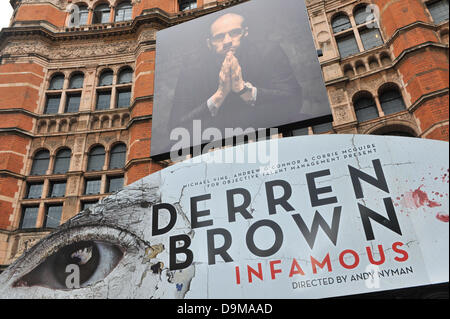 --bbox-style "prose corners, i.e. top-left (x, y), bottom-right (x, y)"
top-left (13, 235), bottom-right (45, 259)
top-left (138, 29), bottom-right (156, 43)
top-left (328, 88), bottom-right (347, 105)
top-left (20, 0), bottom-right (67, 9)
top-left (2, 39), bottom-right (138, 59)
top-left (333, 105), bottom-right (351, 123)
